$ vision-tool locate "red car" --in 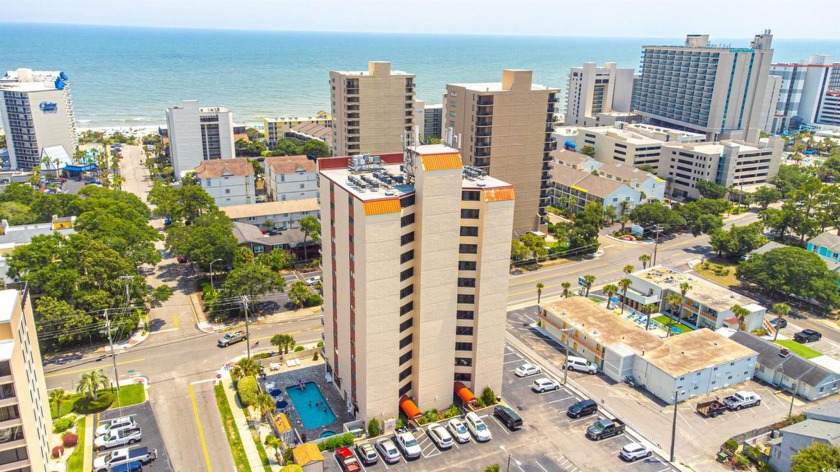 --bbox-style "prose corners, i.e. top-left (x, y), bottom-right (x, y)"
top-left (335, 447), bottom-right (361, 472)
